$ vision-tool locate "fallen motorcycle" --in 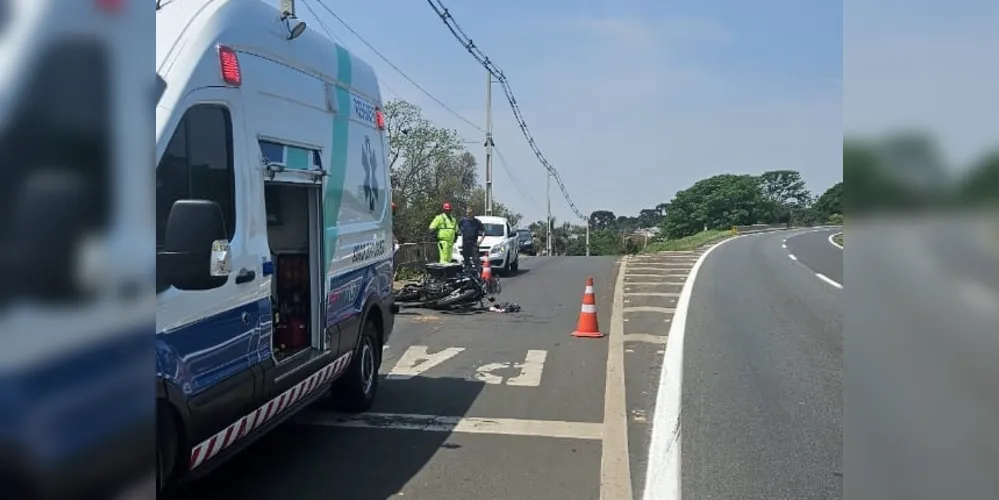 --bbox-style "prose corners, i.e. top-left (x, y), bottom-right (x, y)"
top-left (394, 262), bottom-right (500, 310)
